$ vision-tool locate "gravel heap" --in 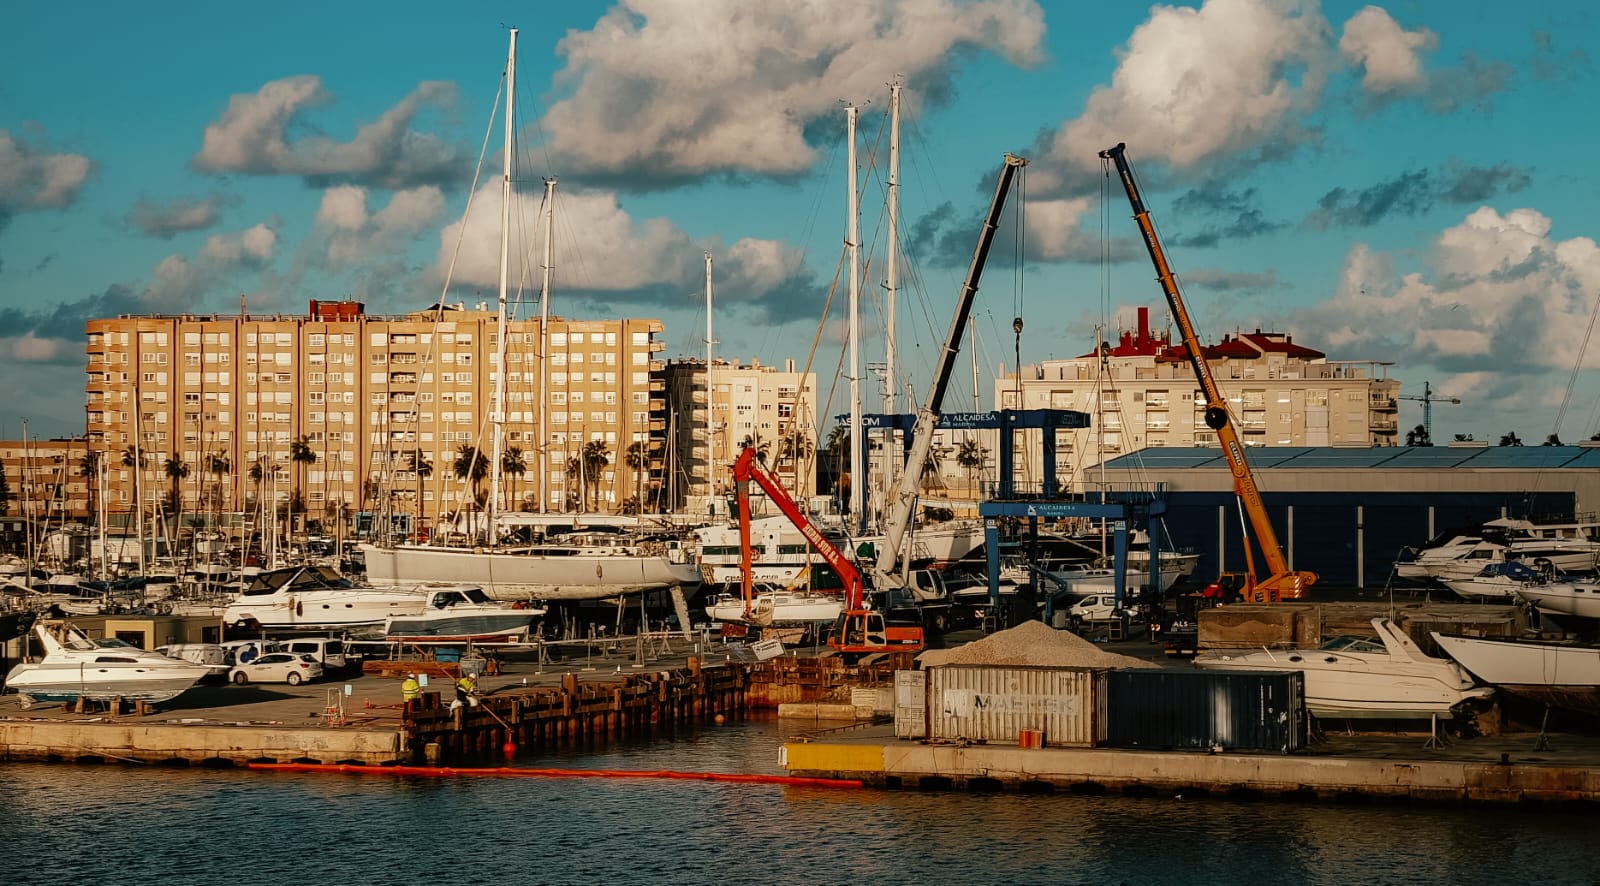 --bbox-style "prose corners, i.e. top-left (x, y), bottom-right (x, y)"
top-left (917, 620), bottom-right (1158, 670)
